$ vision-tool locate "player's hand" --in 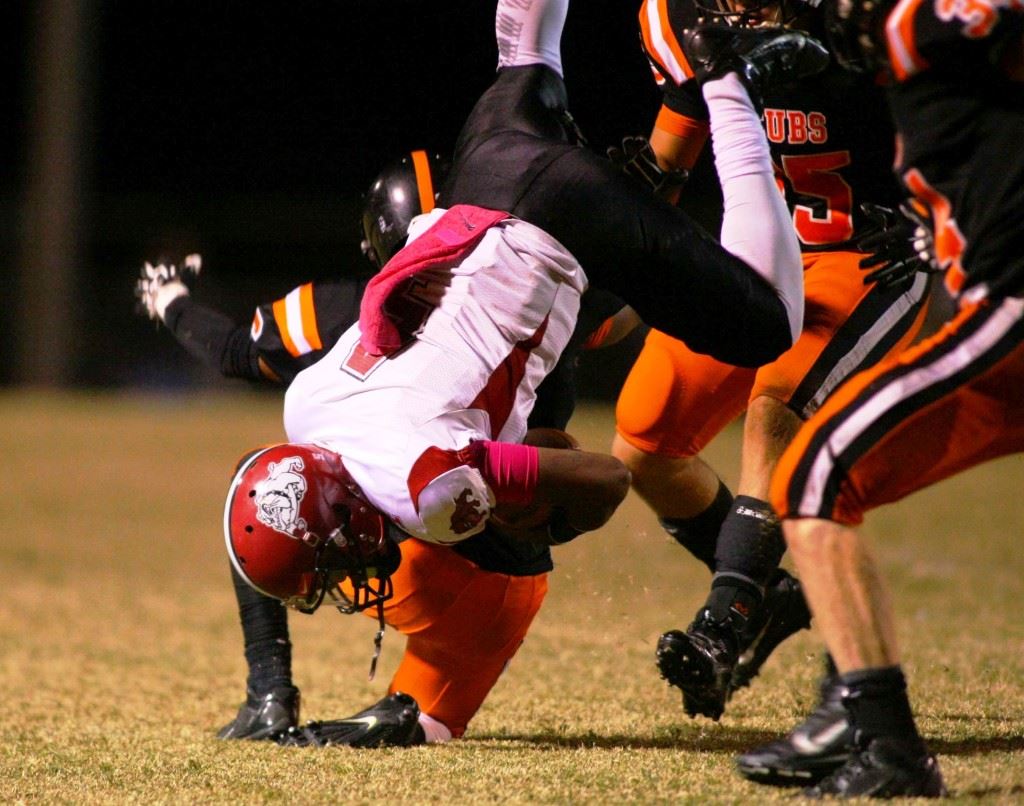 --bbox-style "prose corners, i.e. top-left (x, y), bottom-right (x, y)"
top-left (134, 253), bottom-right (202, 323)
top-left (607, 135), bottom-right (688, 201)
top-left (856, 203), bottom-right (937, 290)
